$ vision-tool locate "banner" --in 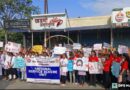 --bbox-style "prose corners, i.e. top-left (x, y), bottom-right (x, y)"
top-left (53, 46), bottom-right (66, 54)
top-left (64, 44), bottom-right (73, 51)
top-left (26, 57), bottom-right (60, 84)
top-left (73, 58), bottom-right (88, 71)
top-left (31, 13), bottom-right (66, 30)
top-left (118, 45), bottom-right (129, 54)
top-left (5, 42), bottom-right (21, 53)
top-left (88, 62), bottom-right (103, 74)
top-left (0, 41), bottom-right (3, 47)
top-left (93, 43), bottom-right (102, 50)
top-left (73, 43), bottom-right (81, 50)
top-left (83, 48), bottom-right (92, 57)
top-left (103, 42), bottom-right (111, 49)
top-left (111, 61), bottom-right (120, 78)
